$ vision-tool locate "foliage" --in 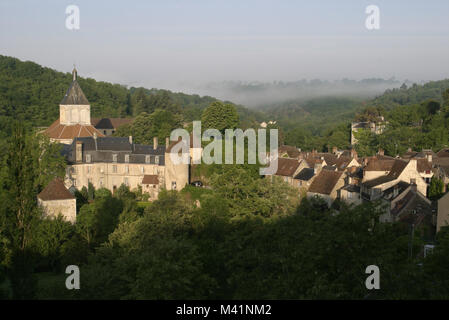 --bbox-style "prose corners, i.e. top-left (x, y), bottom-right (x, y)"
top-left (201, 101), bottom-right (239, 133)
